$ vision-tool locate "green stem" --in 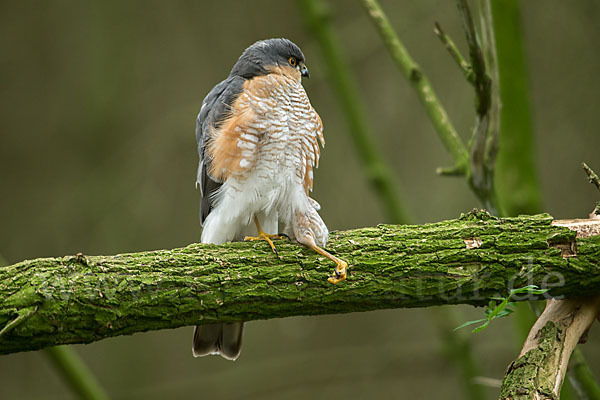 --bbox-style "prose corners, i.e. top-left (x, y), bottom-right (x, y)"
top-left (568, 349), bottom-right (600, 400)
top-left (45, 346), bottom-right (110, 400)
top-left (433, 22), bottom-right (475, 84)
top-left (582, 162), bottom-right (600, 192)
top-left (491, 0), bottom-right (543, 216)
top-left (430, 307), bottom-right (486, 400)
top-left (358, 0), bottom-right (469, 173)
top-left (296, 0), bottom-right (411, 224)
